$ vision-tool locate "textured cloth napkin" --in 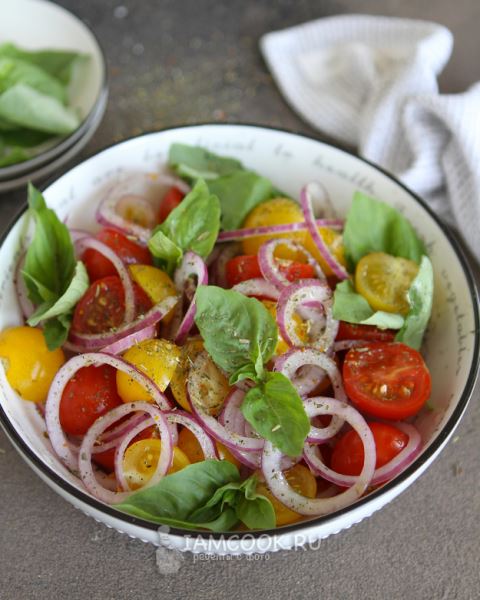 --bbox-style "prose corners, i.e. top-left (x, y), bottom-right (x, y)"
top-left (261, 15), bottom-right (480, 261)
